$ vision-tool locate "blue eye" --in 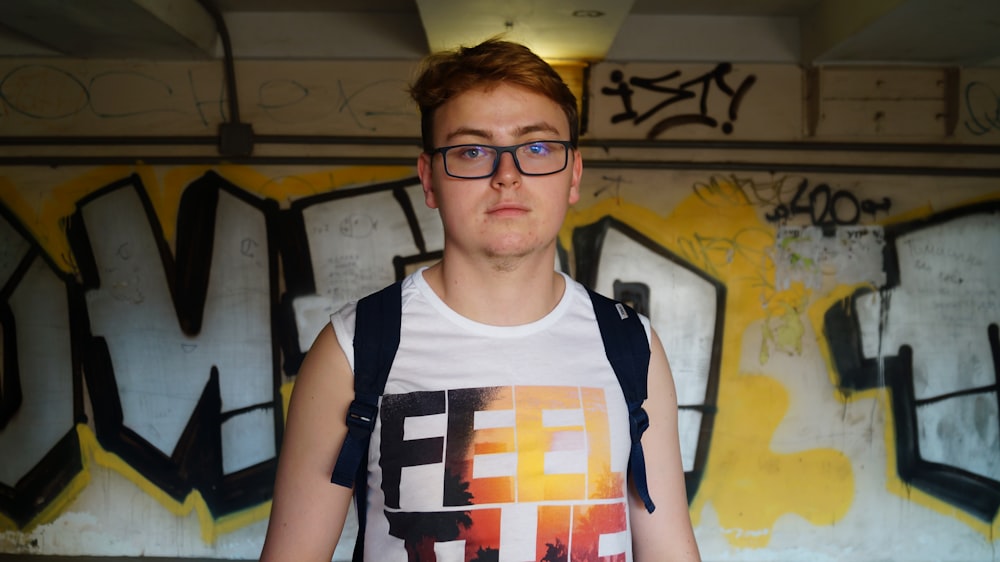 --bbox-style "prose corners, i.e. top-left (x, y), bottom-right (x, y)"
top-left (521, 142), bottom-right (552, 158)
top-left (456, 146), bottom-right (490, 159)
